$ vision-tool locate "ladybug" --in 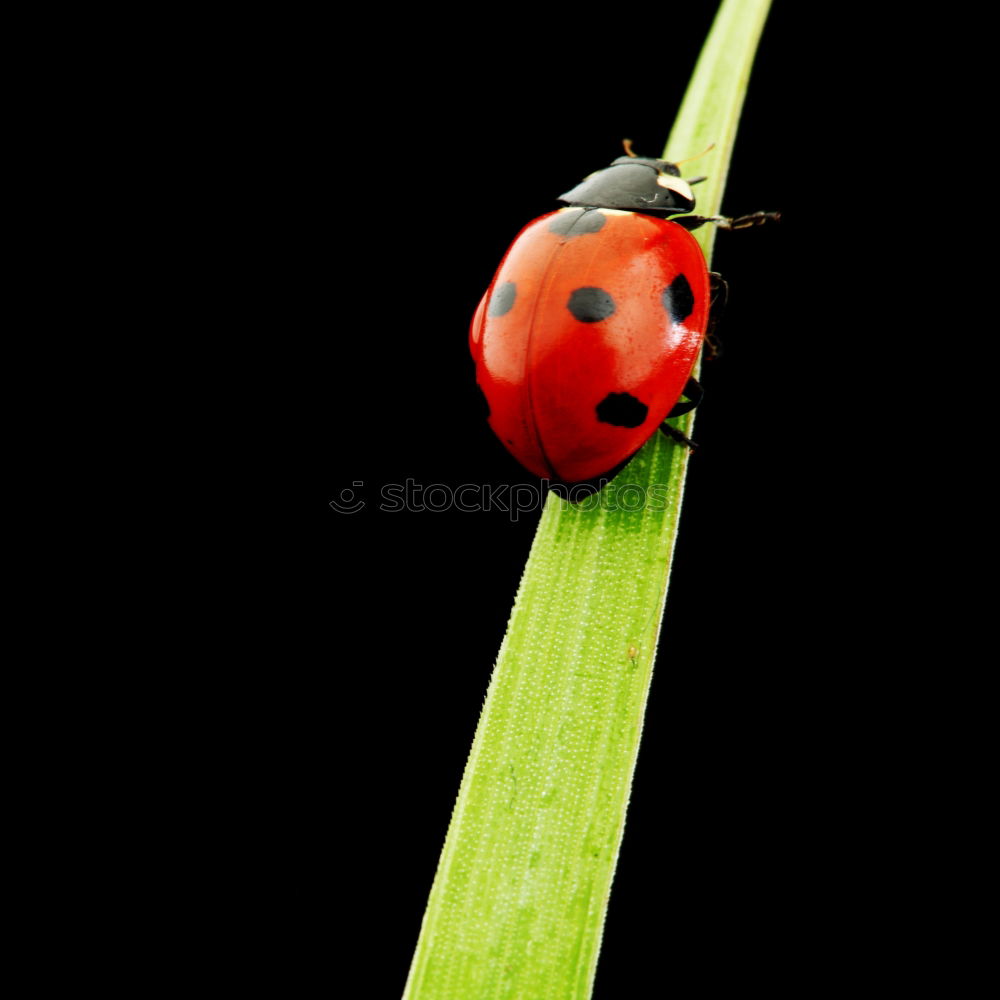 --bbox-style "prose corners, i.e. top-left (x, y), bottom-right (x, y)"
top-left (469, 144), bottom-right (774, 484)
